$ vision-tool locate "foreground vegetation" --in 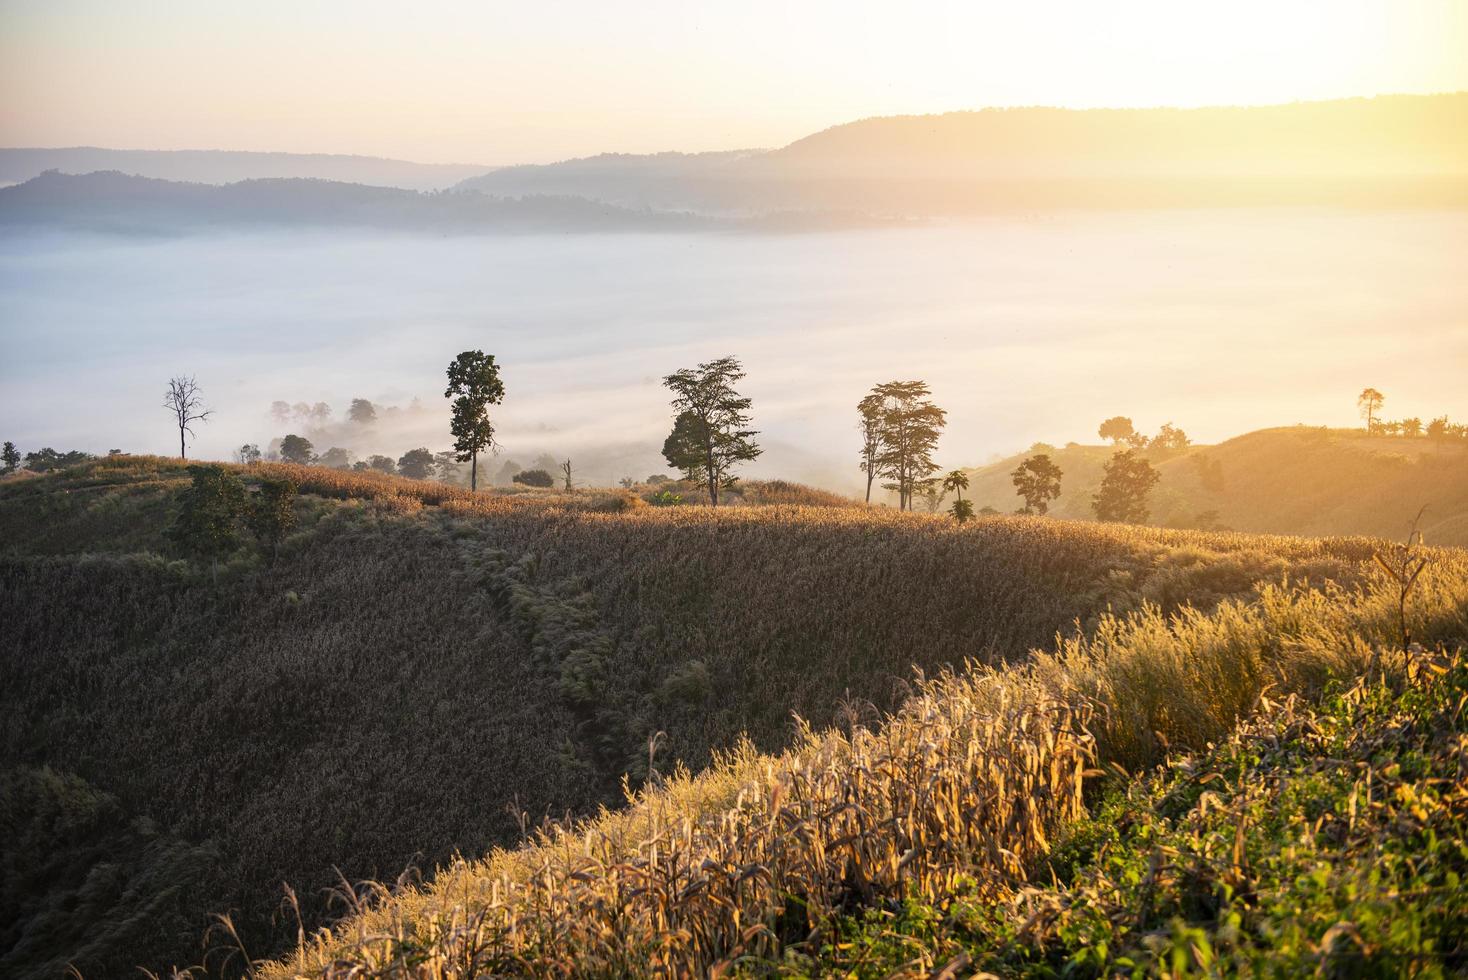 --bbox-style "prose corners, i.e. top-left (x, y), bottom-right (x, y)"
top-left (795, 652), bottom-right (1468, 977)
top-left (3, 455), bottom-right (1463, 976)
top-left (261, 542), bottom-right (1468, 977)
